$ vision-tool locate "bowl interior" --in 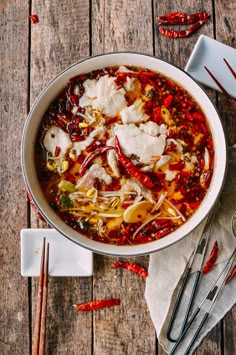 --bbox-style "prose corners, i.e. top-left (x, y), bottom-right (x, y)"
top-left (21, 52), bottom-right (227, 256)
